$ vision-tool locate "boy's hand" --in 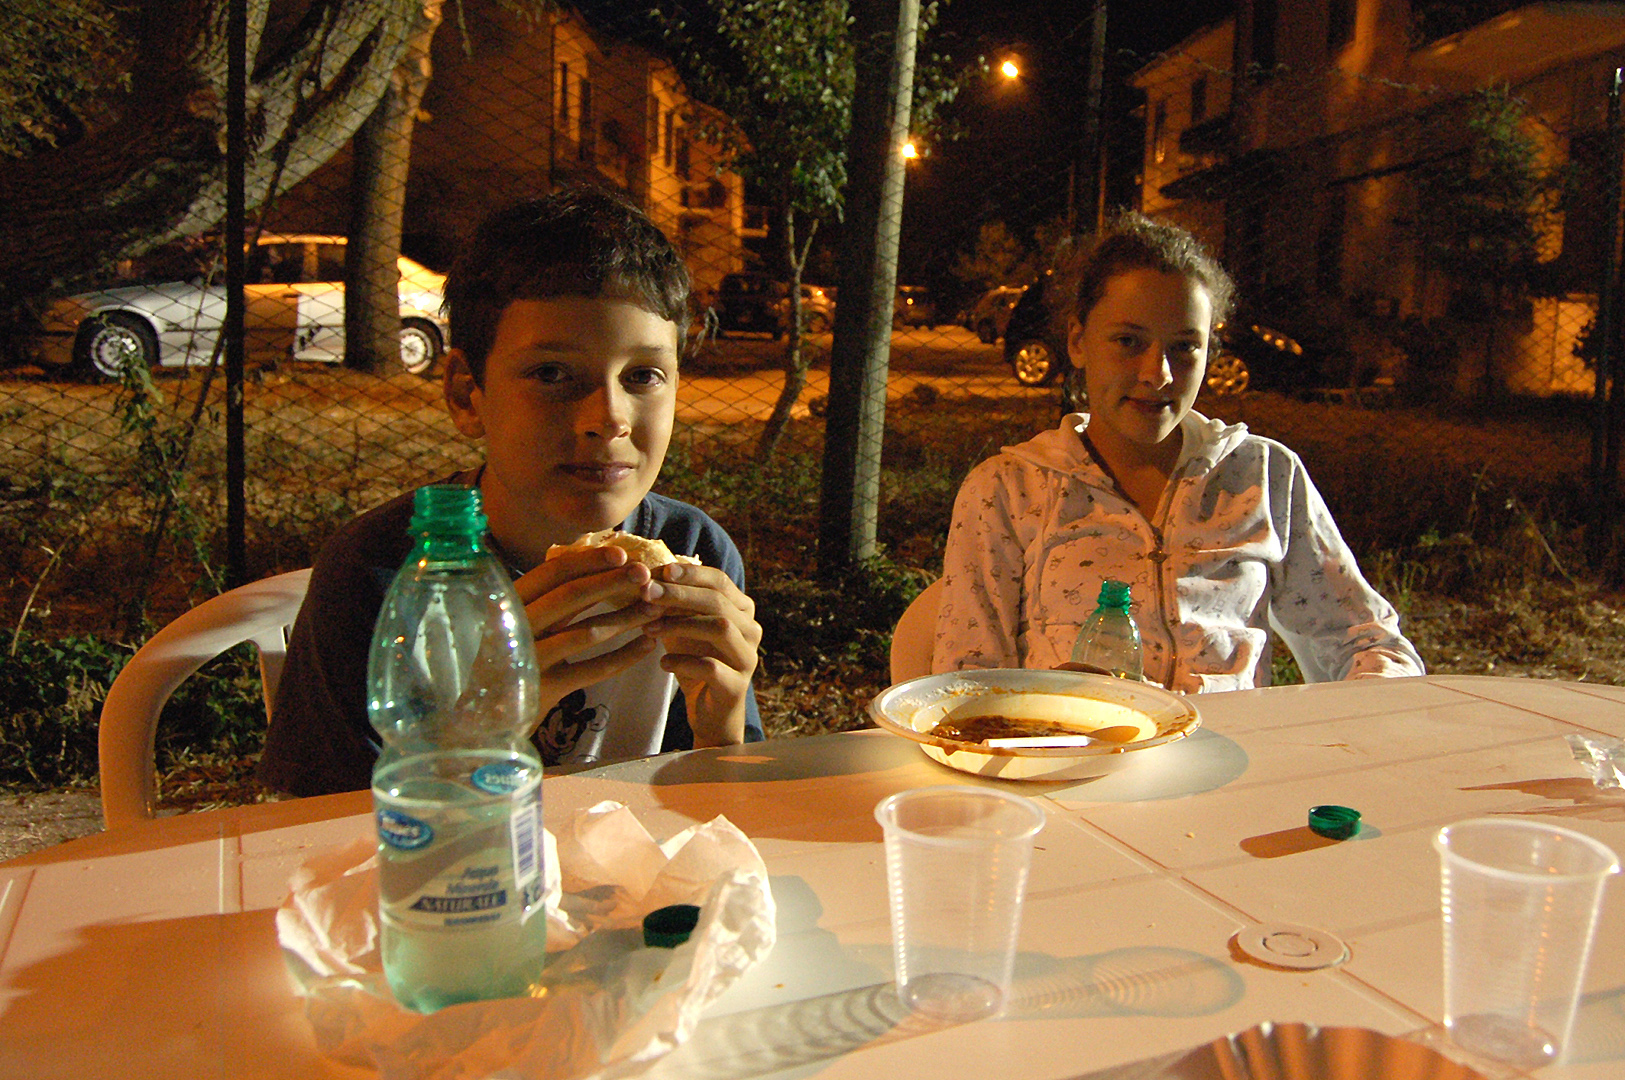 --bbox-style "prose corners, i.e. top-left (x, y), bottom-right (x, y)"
top-left (510, 546), bottom-right (663, 720)
top-left (642, 562), bottom-right (761, 747)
